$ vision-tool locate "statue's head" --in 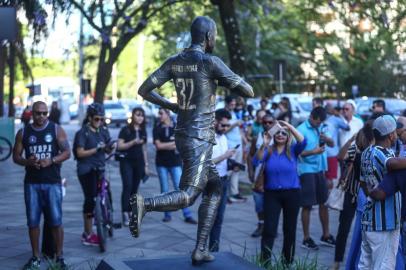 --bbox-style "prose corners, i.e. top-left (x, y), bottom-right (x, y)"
top-left (190, 16), bottom-right (217, 53)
